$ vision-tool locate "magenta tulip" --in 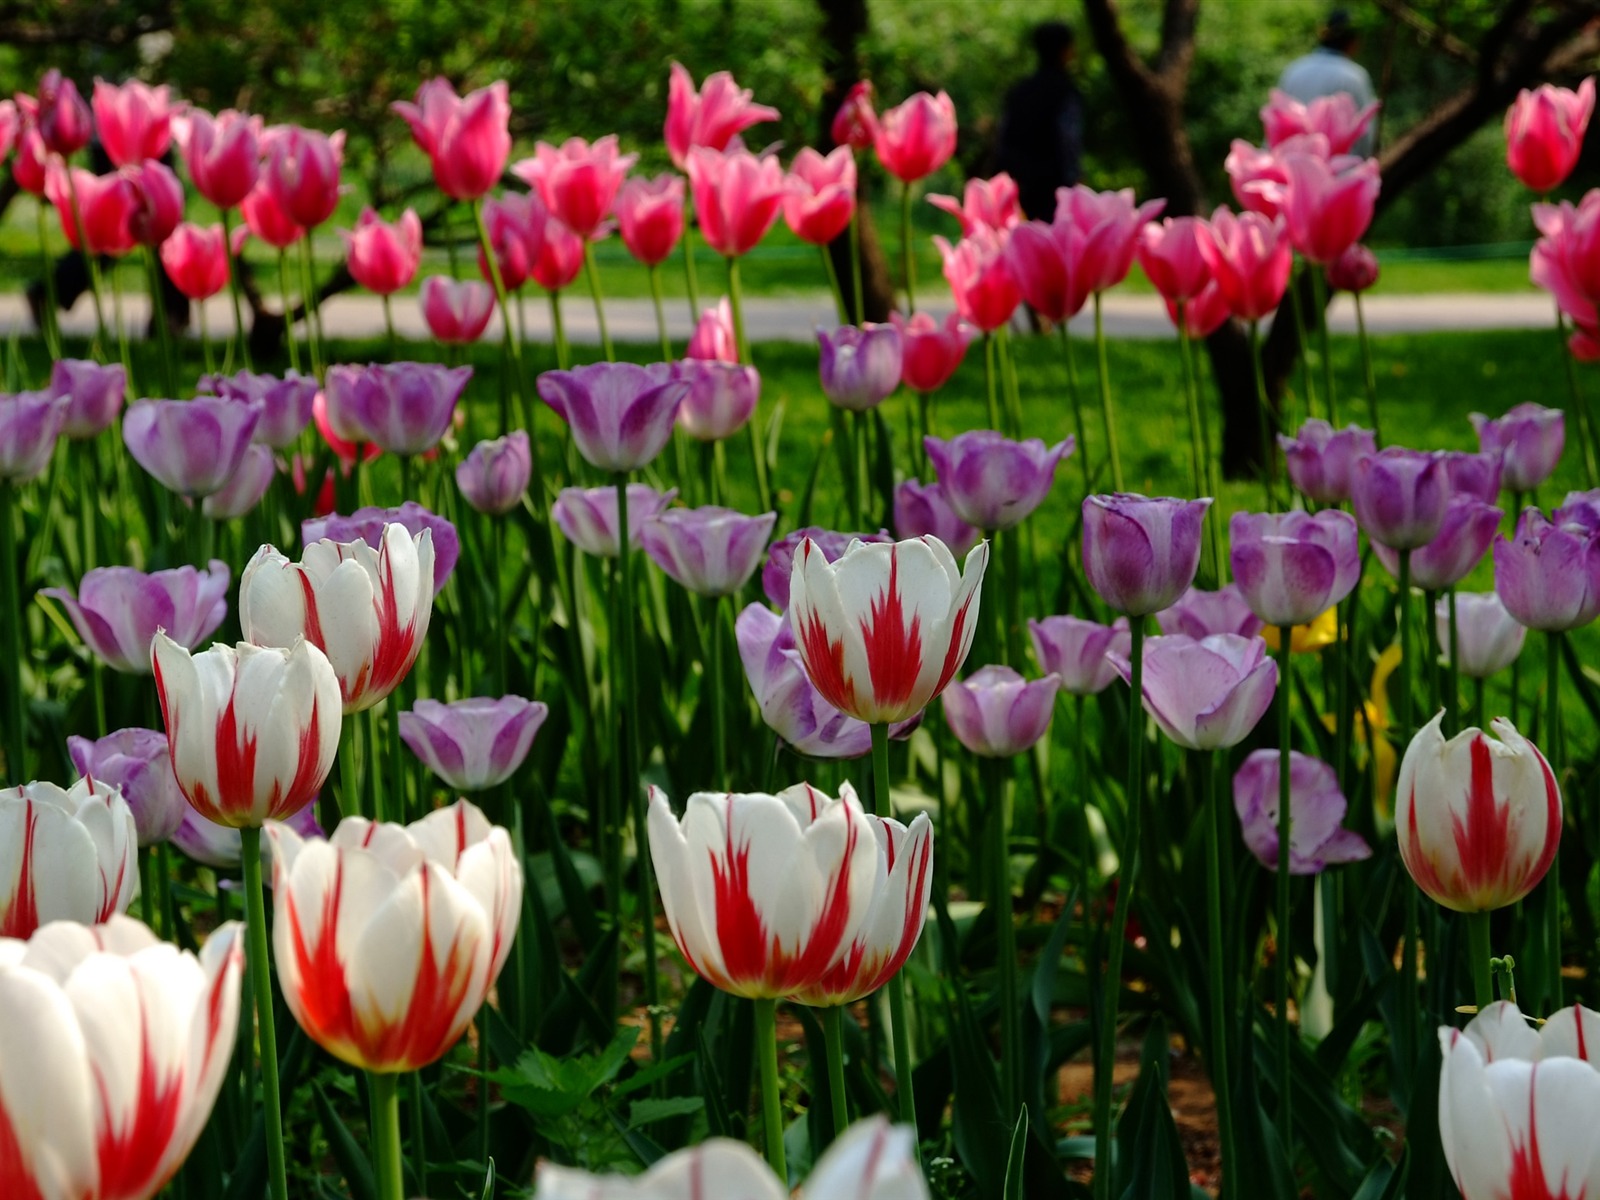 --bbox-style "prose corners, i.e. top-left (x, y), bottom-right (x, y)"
top-left (1138, 217), bottom-right (1213, 305)
top-left (926, 430), bottom-right (1074, 532)
top-left (341, 207), bottom-right (422, 296)
top-left (831, 80), bottom-right (878, 151)
top-left (239, 180), bottom-right (303, 249)
top-left (123, 397), bottom-right (261, 497)
top-left (615, 174), bottom-right (686, 267)
top-left (818, 323), bottom-right (903, 411)
top-left (1505, 79), bottom-right (1595, 193)
top-left (1054, 185), bottom-right (1167, 294)
top-left (641, 506), bottom-right (778, 598)
top-left (1230, 509), bottom-right (1361, 628)
top-left (262, 125), bottom-right (344, 229)
top-left (873, 91), bottom-right (957, 183)
top-left (1326, 243), bottom-right (1380, 293)
top-left (664, 63), bottom-right (780, 171)
top-left (161, 222), bottom-right (230, 301)
top-left (176, 108), bottom-right (262, 210)
top-left (894, 479), bottom-right (980, 558)
top-left (122, 159), bottom-right (184, 249)
top-left (420, 275), bottom-right (495, 344)
top-left (1165, 281), bottom-right (1232, 338)
top-left (393, 78), bottom-right (511, 202)
top-left (784, 147), bottom-right (856, 246)
top-left (1373, 497), bottom-right (1503, 591)
top-left (1350, 447), bottom-right (1447, 550)
top-left (92, 78), bottom-right (174, 167)
top-left (1233, 750), bottom-right (1371, 874)
top-left (1261, 88), bottom-right (1379, 155)
top-left (1494, 507), bottom-right (1600, 631)
top-left (1198, 207), bottom-right (1292, 321)
top-left (891, 311), bottom-right (974, 393)
top-left (1279, 419), bottom-right (1376, 505)
top-left (45, 167), bottom-right (139, 257)
top-left (687, 145), bottom-right (791, 258)
top-left (513, 135), bottom-right (637, 242)
top-left (537, 362), bottom-right (687, 472)
top-left (1110, 633), bottom-right (1278, 750)
top-left (20, 70), bottom-right (92, 156)
top-left (554, 484), bottom-right (677, 559)
top-left (1082, 493), bottom-right (1212, 616)
top-left (935, 229), bottom-right (1022, 332)
top-left (1005, 219), bottom-right (1092, 324)
top-left (43, 561), bottom-right (230, 674)
top-left (1027, 615), bottom-right (1130, 696)
top-left (687, 297), bottom-right (738, 362)
top-left (1471, 403), bottom-right (1564, 494)
top-left (1281, 153), bottom-right (1381, 264)
top-left (942, 664), bottom-right (1060, 757)
top-left (928, 174), bottom-right (1021, 236)
top-left (456, 432), bottom-right (532, 517)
